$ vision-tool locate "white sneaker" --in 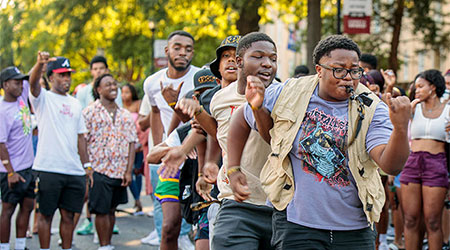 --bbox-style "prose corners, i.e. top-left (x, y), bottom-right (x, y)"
top-left (378, 241), bottom-right (389, 250)
top-left (93, 231), bottom-right (99, 244)
top-left (141, 229), bottom-right (160, 245)
top-left (178, 234), bottom-right (194, 250)
top-left (147, 210), bottom-right (154, 217)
